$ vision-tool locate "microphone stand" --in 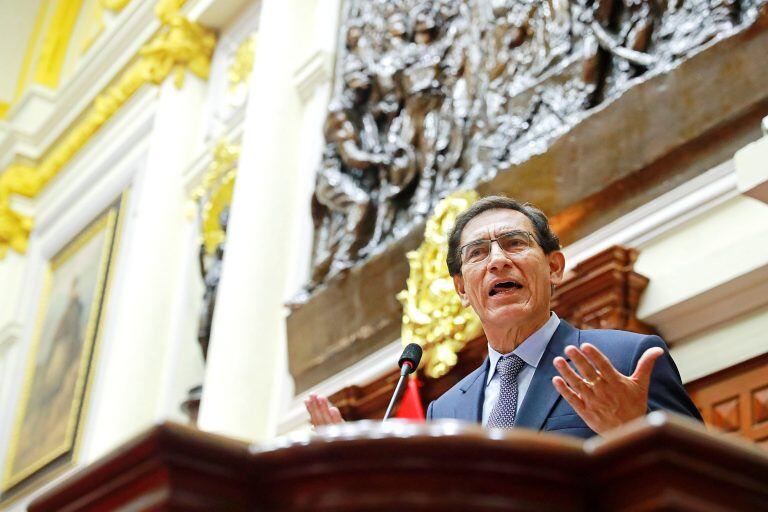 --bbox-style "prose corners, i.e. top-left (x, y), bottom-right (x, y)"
top-left (382, 363), bottom-right (413, 422)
